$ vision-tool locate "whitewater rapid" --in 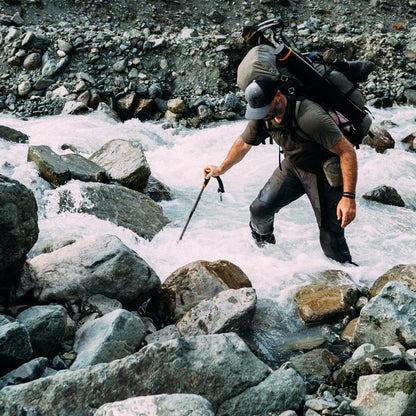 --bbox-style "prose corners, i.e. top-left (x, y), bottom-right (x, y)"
top-left (1, 106), bottom-right (415, 313)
